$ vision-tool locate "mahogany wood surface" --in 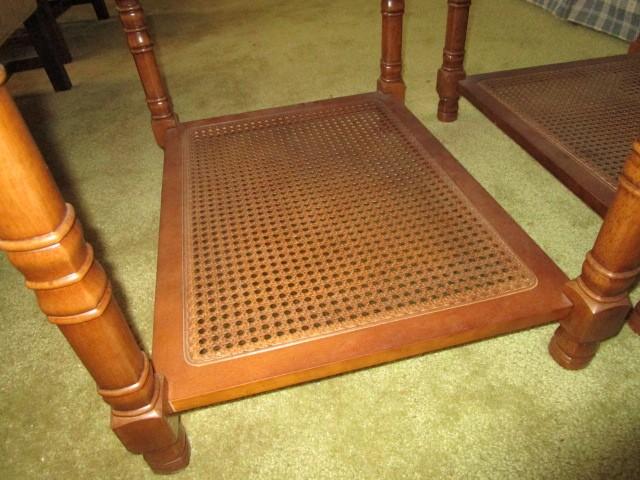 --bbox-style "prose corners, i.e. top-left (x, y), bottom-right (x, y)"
top-left (629, 35), bottom-right (640, 54)
top-left (0, 68), bottom-right (189, 474)
top-left (549, 140), bottom-right (640, 368)
top-left (436, 0), bottom-right (470, 122)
